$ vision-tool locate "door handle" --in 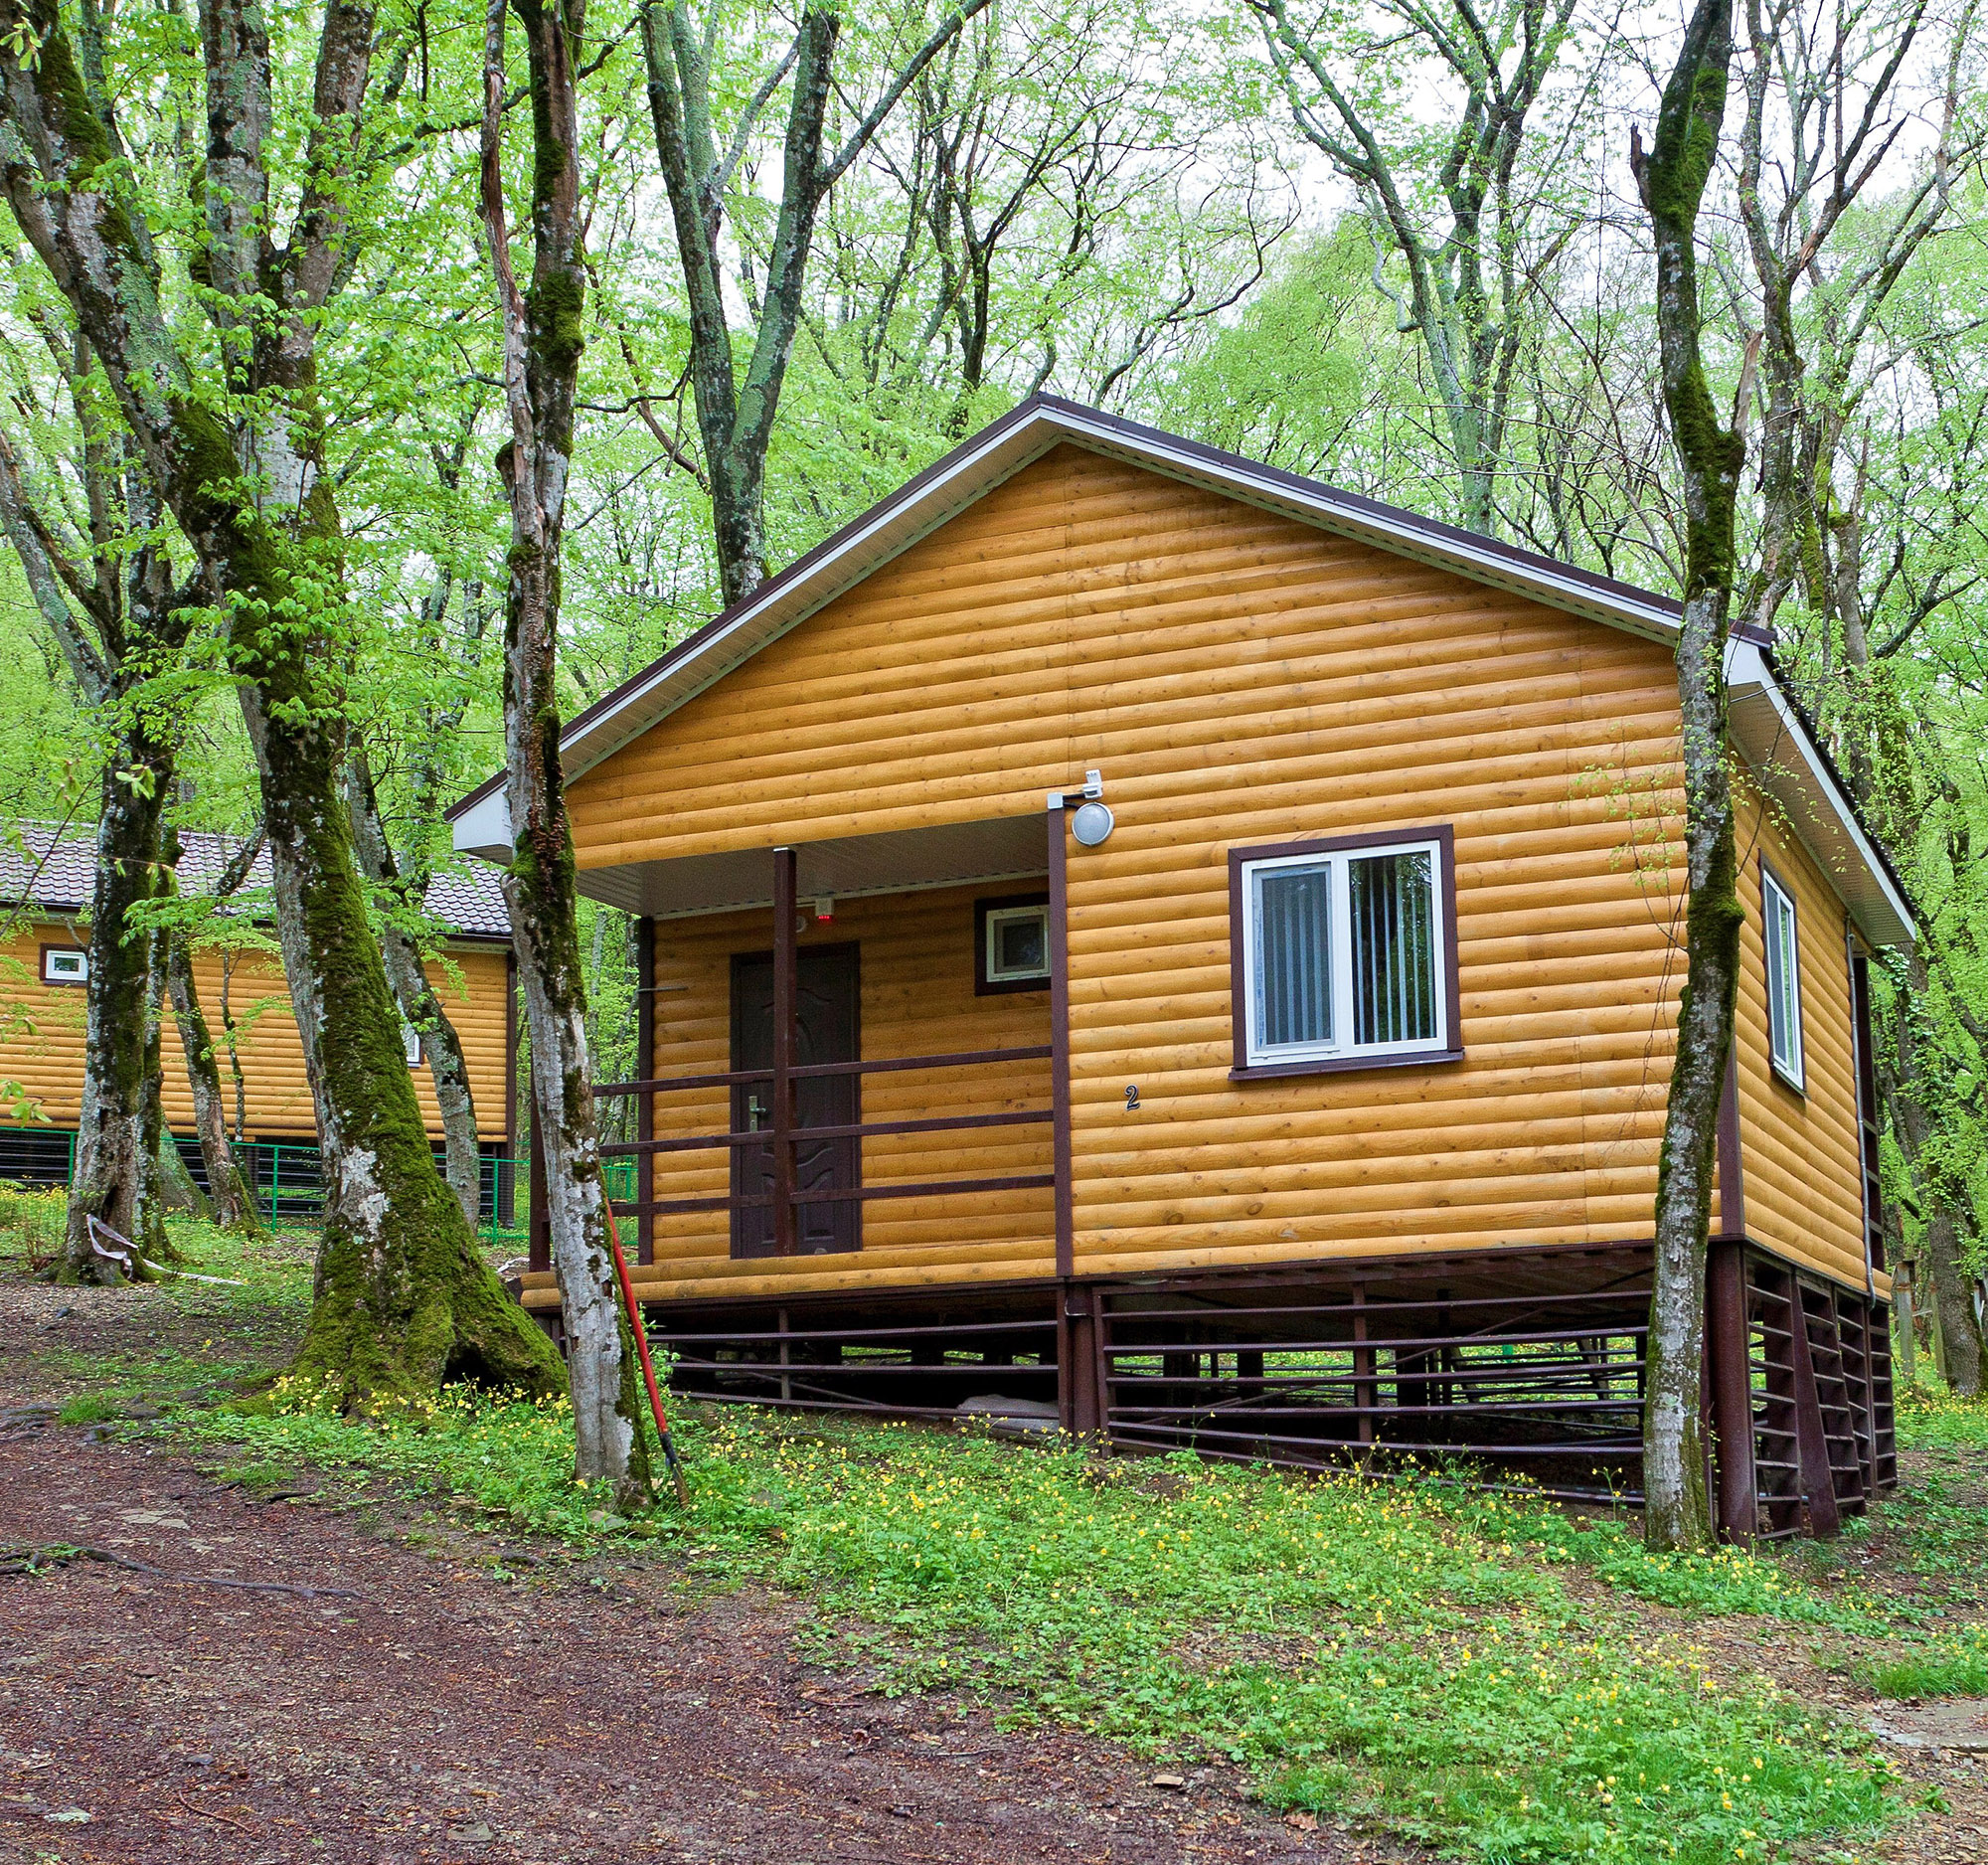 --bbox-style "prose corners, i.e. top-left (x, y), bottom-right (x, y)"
top-left (746, 1095), bottom-right (767, 1132)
